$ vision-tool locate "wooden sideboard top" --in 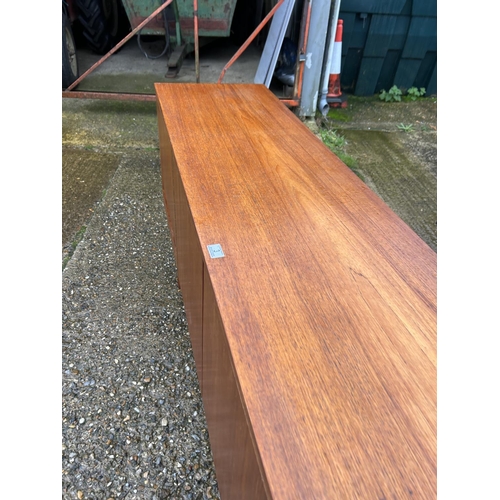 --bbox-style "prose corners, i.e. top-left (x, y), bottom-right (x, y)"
top-left (156, 83), bottom-right (437, 499)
